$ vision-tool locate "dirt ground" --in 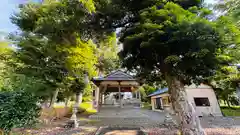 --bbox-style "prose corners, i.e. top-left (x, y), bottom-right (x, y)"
top-left (11, 108), bottom-right (240, 135)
